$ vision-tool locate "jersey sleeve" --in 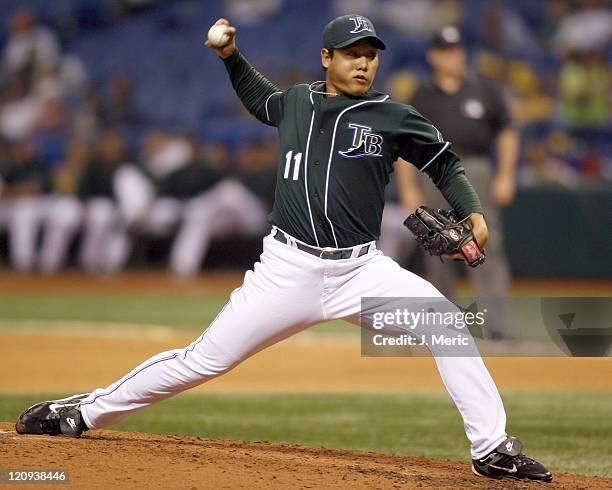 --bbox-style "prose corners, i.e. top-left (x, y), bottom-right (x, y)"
top-left (396, 106), bottom-right (483, 218)
top-left (223, 49), bottom-right (285, 126)
top-left (395, 105), bottom-right (451, 172)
